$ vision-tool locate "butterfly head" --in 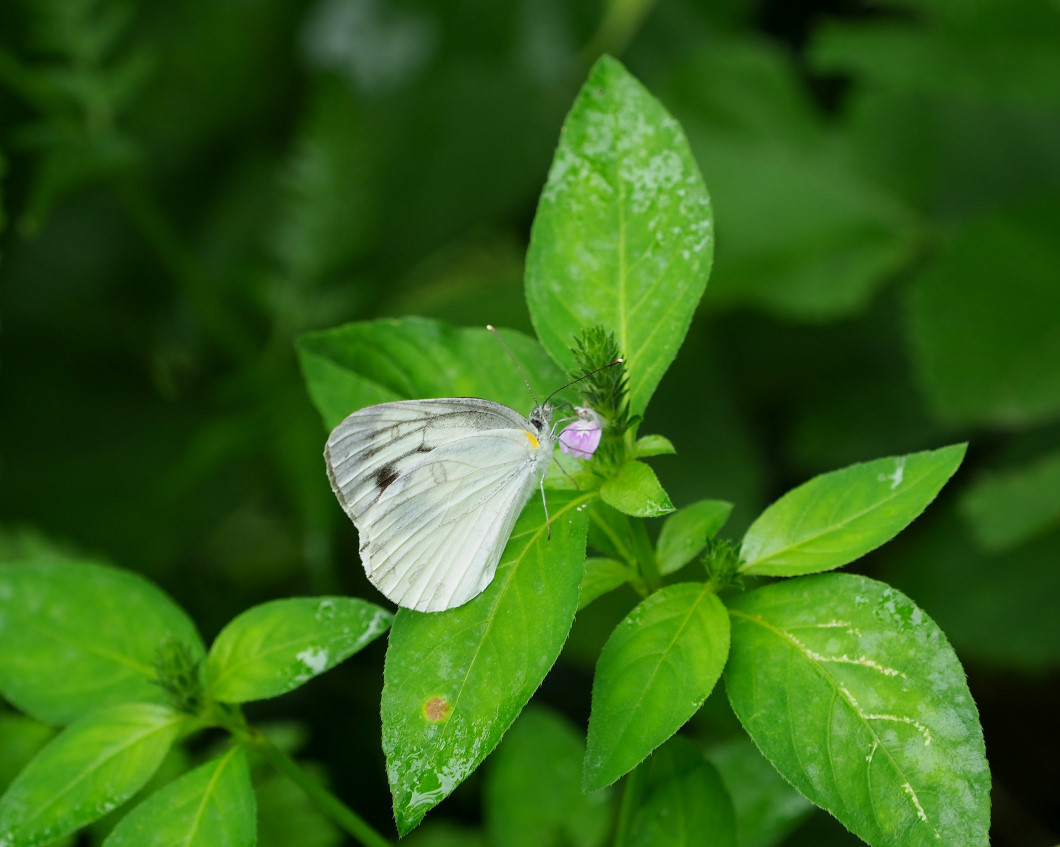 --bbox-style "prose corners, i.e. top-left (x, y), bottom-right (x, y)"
top-left (529, 404), bottom-right (554, 436)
